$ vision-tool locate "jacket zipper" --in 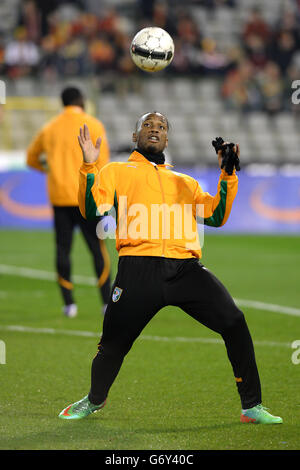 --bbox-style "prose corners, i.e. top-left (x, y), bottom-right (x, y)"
top-left (154, 165), bottom-right (166, 257)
